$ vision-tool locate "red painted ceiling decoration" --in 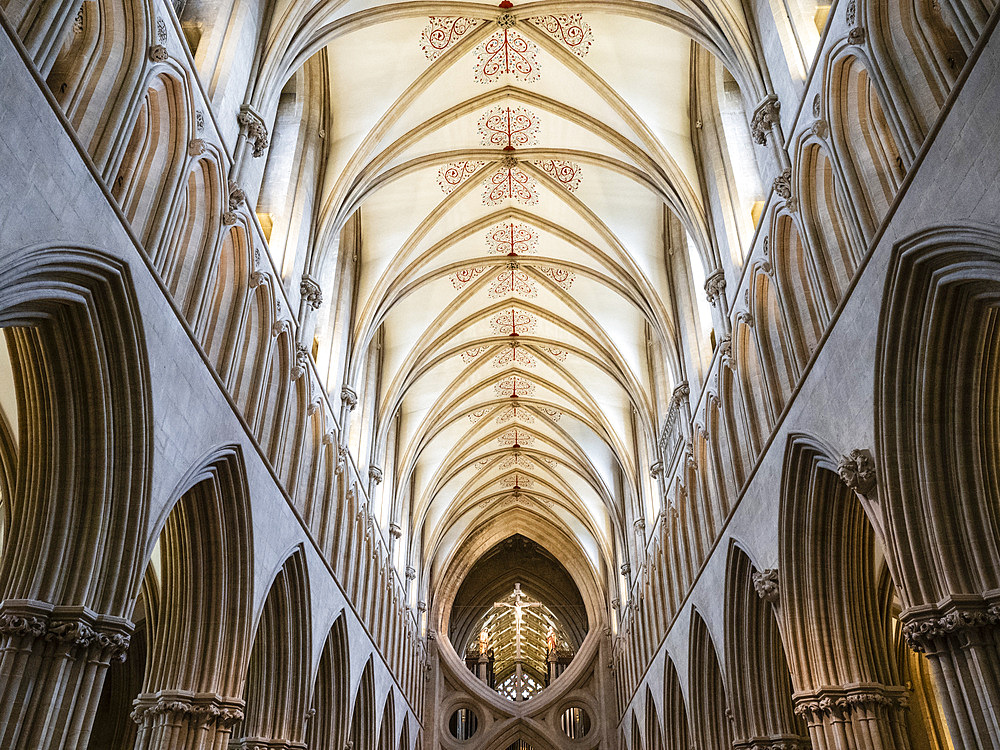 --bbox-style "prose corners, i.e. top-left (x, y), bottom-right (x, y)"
top-left (497, 427), bottom-right (535, 447)
top-left (494, 374), bottom-right (535, 399)
top-left (451, 265), bottom-right (489, 289)
top-left (467, 405), bottom-right (495, 423)
top-left (461, 345), bottom-right (493, 364)
top-left (538, 265), bottom-right (576, 290)
top-left (483, 160), bottom-right (539, 205)
top-left (487, 263), bottom-right (538, 298)
top-left (420, 16), bottom-right (485, 60)
top-left (486, 221), bottom-right (539, 255)
top-left (493, 342), bottom-right (536, 368)
top-left (525, 14), bottom-right (595, 57)
top-left (500, 473), bottom-right (534, 488)
top-left (533, 158), bottom-right (583, 192)
top-left (496, 401), bottom-right (535, 423)
top-left (474, 23), bottom-right (540, 84)
top-left (438, 160), bottom-right (486, 193)
top-left (490, 308), bottom-right (537, 337)
top-left (498, 453), bottom-right (534, 470)
top-left (479, 105), bottom-right (539, 150)
top-left (538, 344), bottom-right (569, 362)
top-left (538, 405), bottom-right (563, 421)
